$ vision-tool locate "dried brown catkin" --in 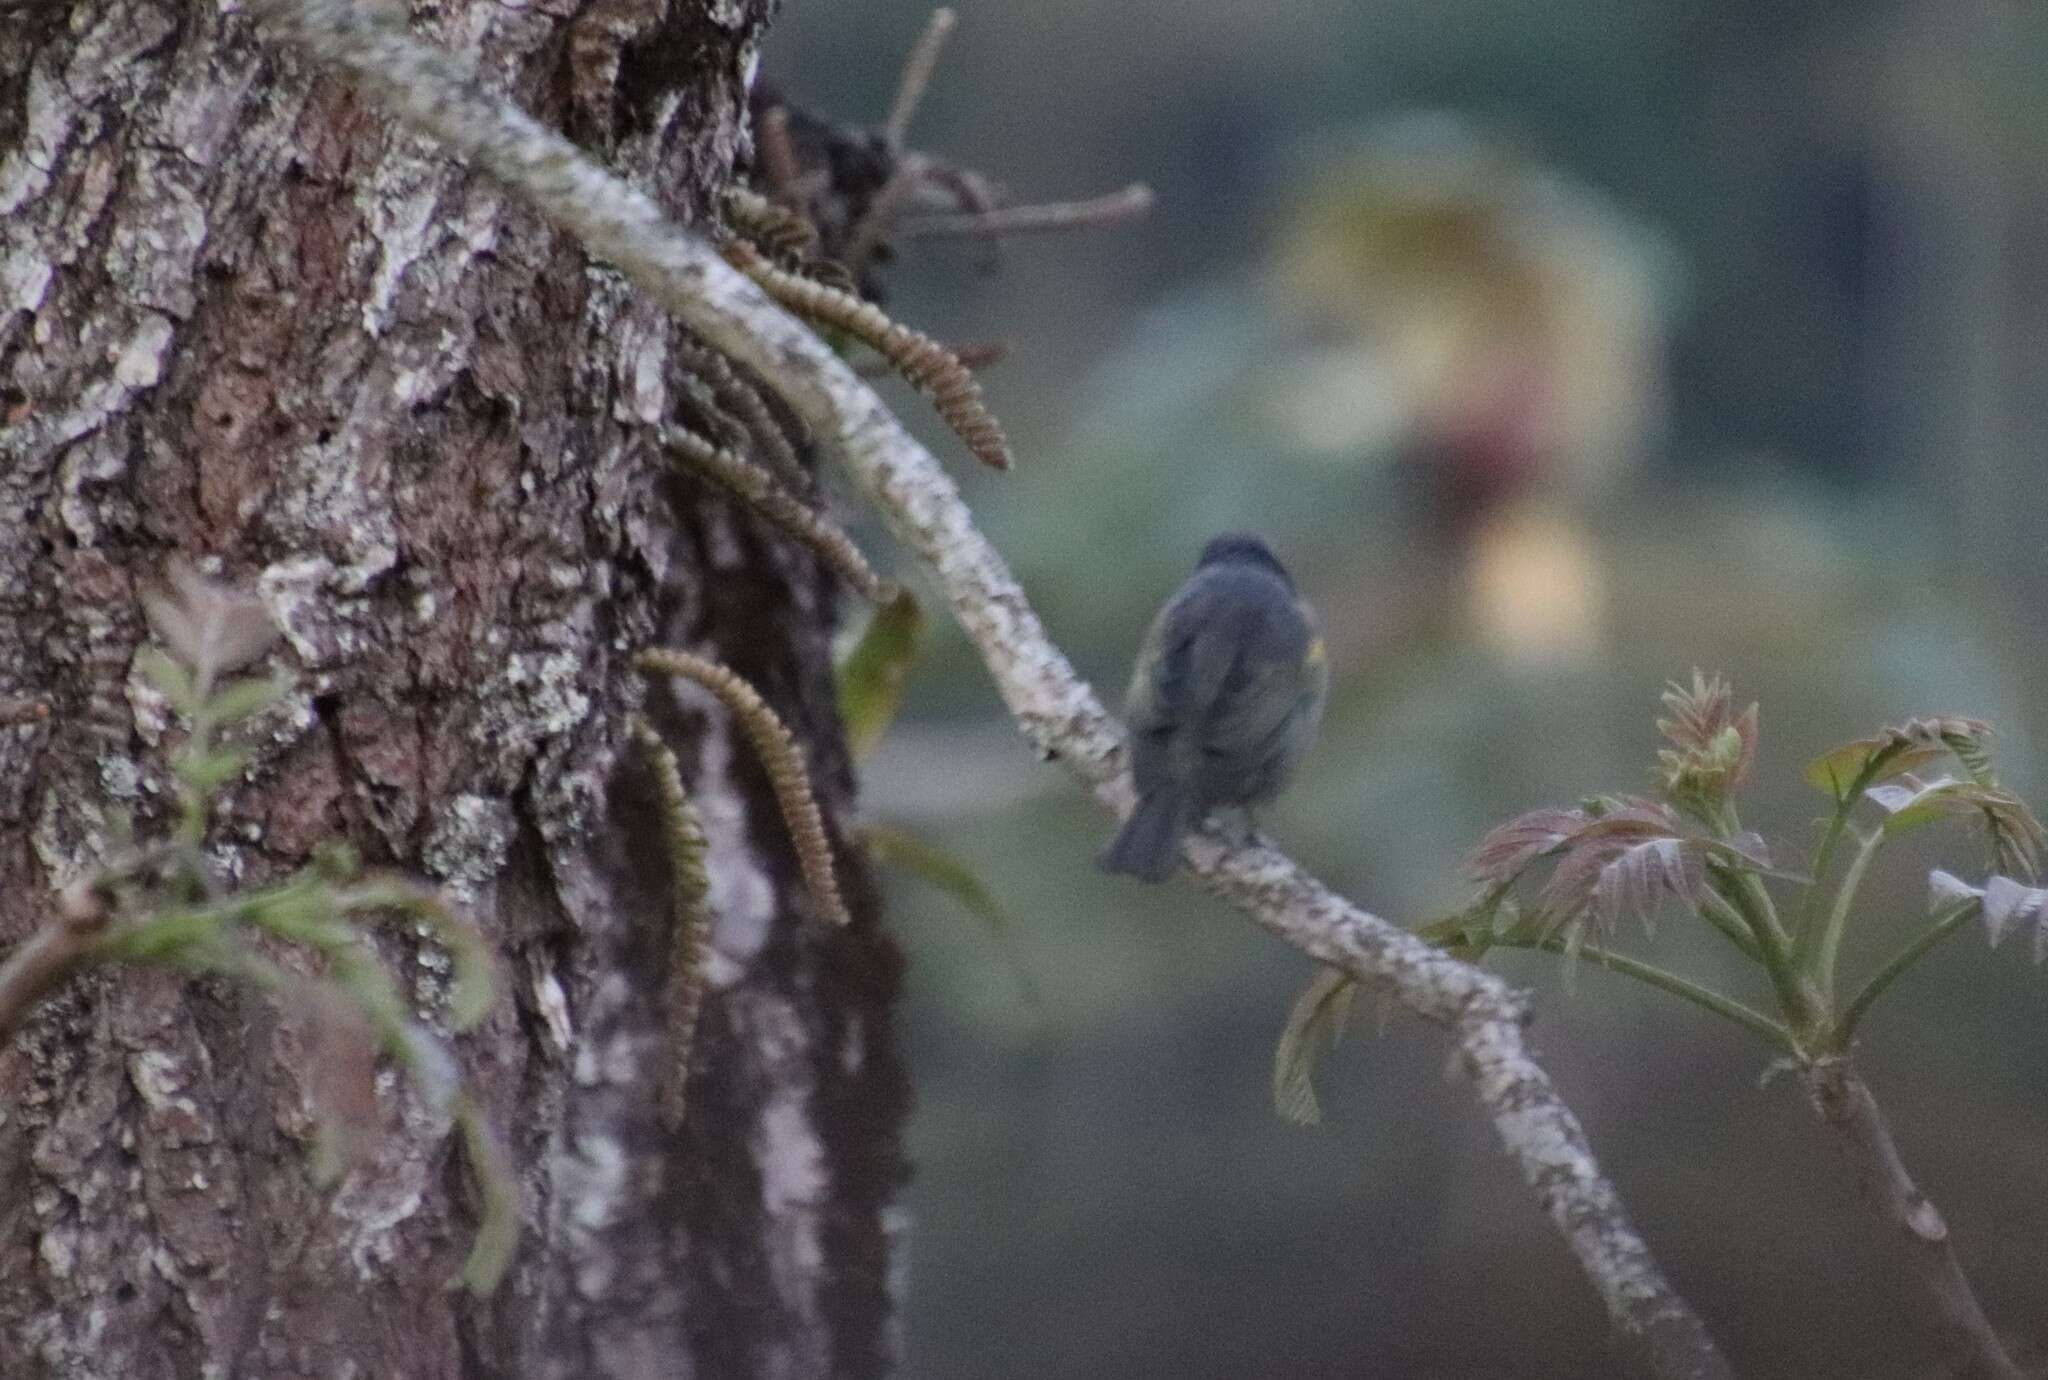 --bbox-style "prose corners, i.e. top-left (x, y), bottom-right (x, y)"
top-left (724, 238), bottom-right (1012, 471)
